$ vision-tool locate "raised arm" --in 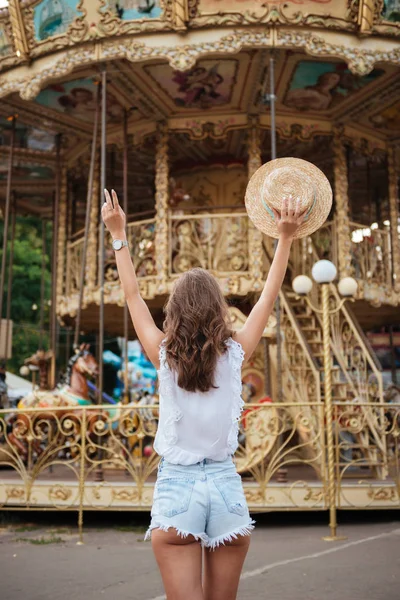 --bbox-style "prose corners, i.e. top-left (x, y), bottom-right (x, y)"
top-left (102, 189), bottom-right (164, 368)
top-left (235, 196), bottom-right (305, 360)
